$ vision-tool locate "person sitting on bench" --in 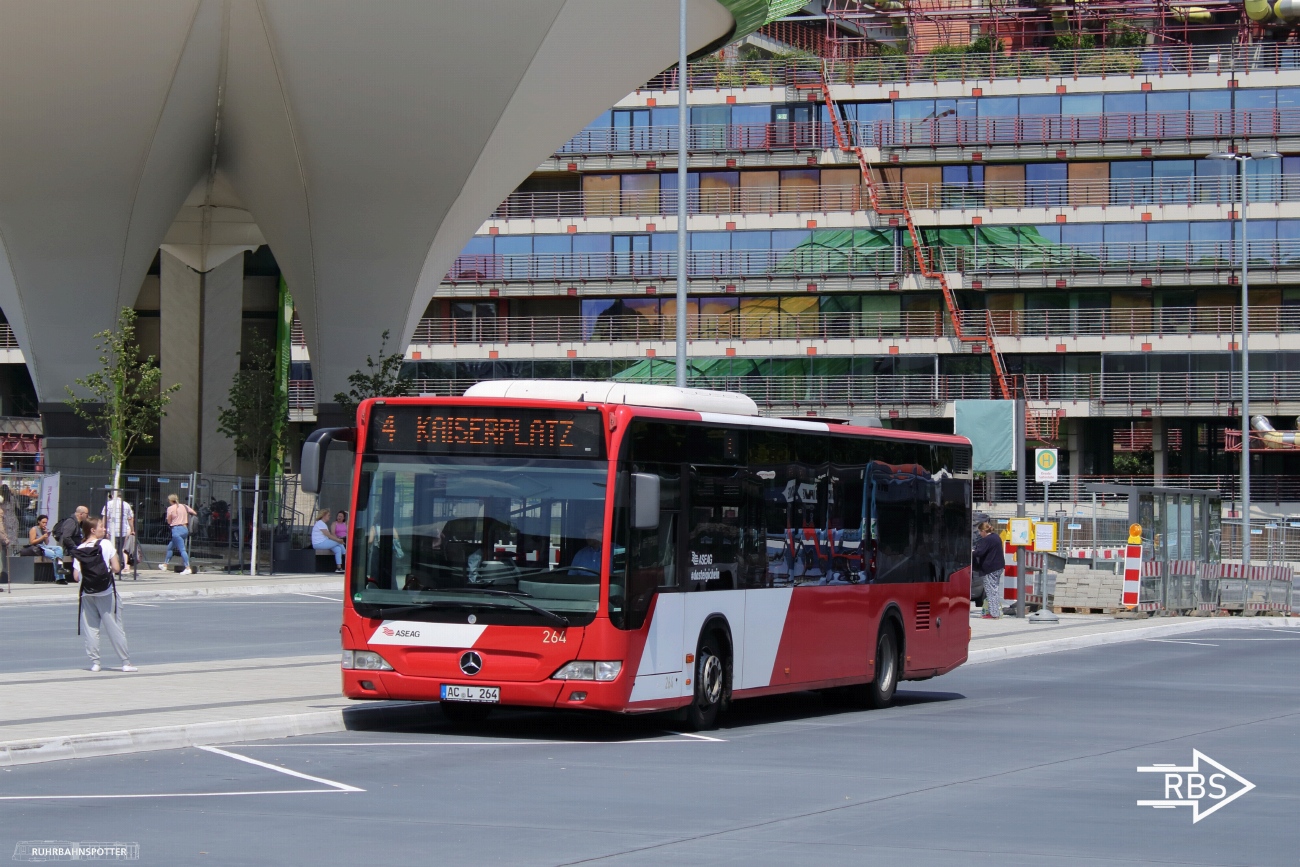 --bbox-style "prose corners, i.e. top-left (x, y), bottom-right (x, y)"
top-left (25, 515), bottom-right (68, 582)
